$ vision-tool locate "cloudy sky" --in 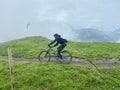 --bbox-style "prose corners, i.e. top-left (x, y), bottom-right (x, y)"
top-left (0, 0), bottom-right (120, 42)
